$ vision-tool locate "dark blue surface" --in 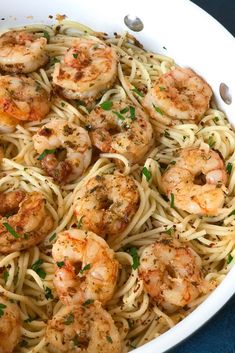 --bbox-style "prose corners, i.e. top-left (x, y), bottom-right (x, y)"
top-left (170, 1), bottom-right (235, 353)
